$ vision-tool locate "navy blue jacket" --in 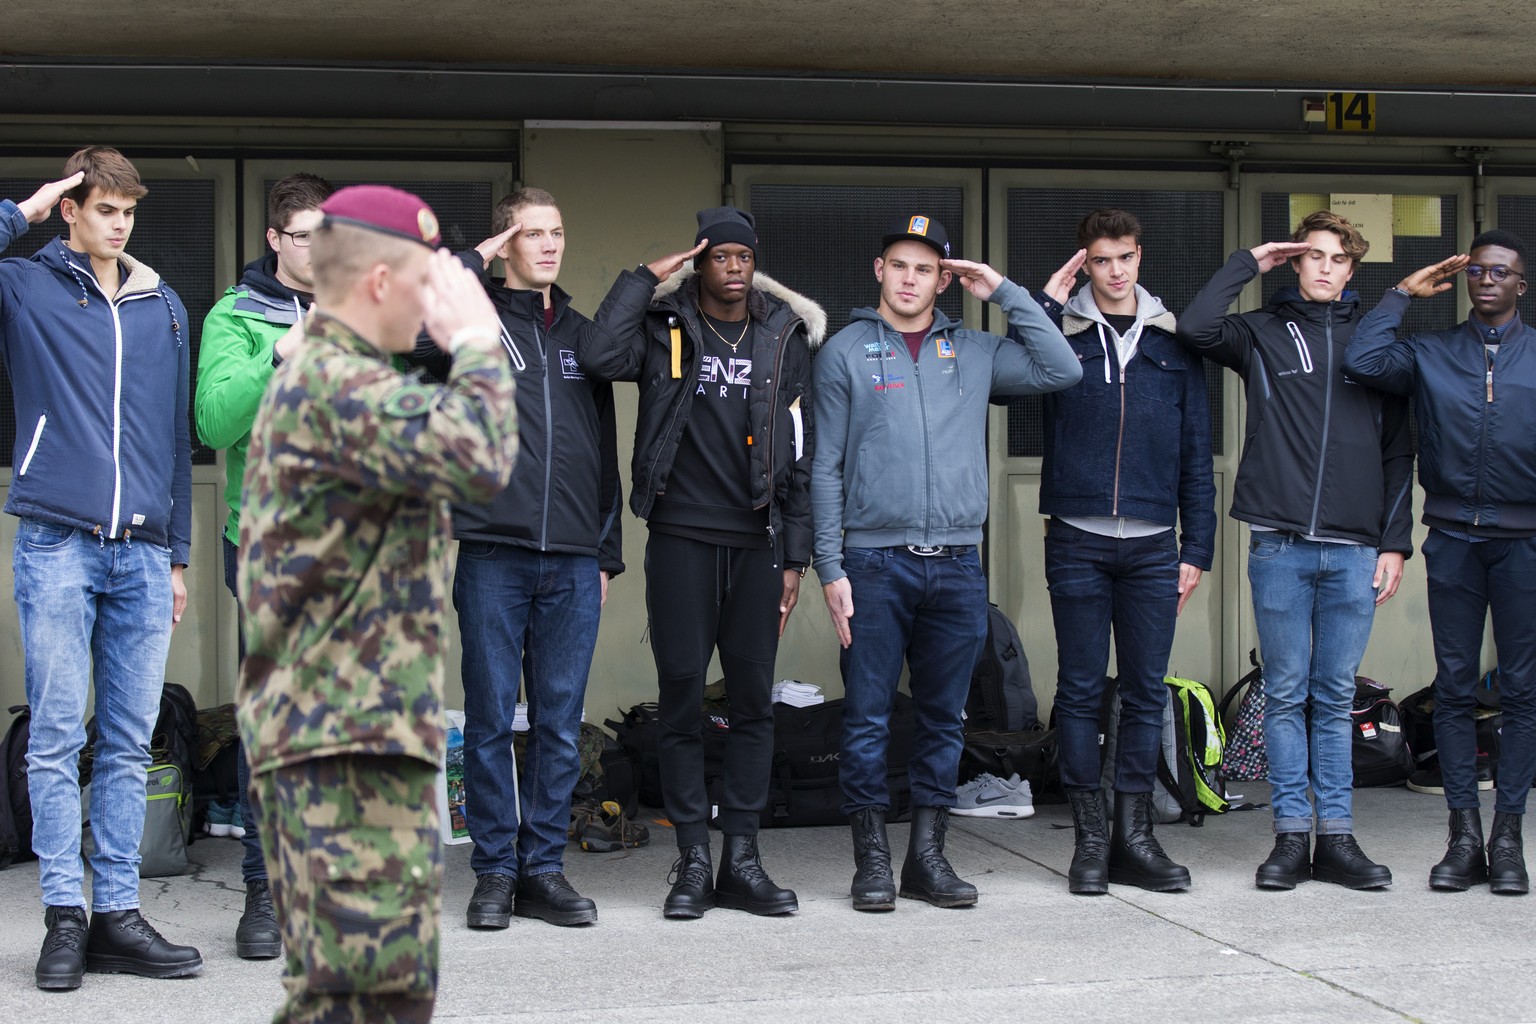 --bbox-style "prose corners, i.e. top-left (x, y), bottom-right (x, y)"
top-left (1177, 251), bottom-right (1414, 555)
top-left (1346, 289), bottom-right (1536, 533)
top-left (1035, 288), bottom-right (1217, 570)
top-left (0, 200), bottom-right (192, 564)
